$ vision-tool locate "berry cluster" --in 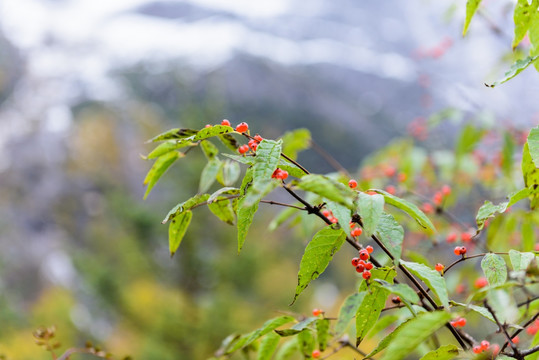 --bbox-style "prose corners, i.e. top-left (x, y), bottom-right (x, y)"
top-left (445, 230), bottom-right (474, 243)
top-left (453, 246), bottom-right (467, 256)
top-left (472, 340), bottom-right (499, 355)
top-left (321, 209), bottom-right (339, 224)
top-left (450, 317), bottom-right (466, 328)
top-left (349, 221), bottom-right (363, 237)
top-left (351, 246), bottom-right (374, 280)
top-left (271, 168), bottom-right (289, 180)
